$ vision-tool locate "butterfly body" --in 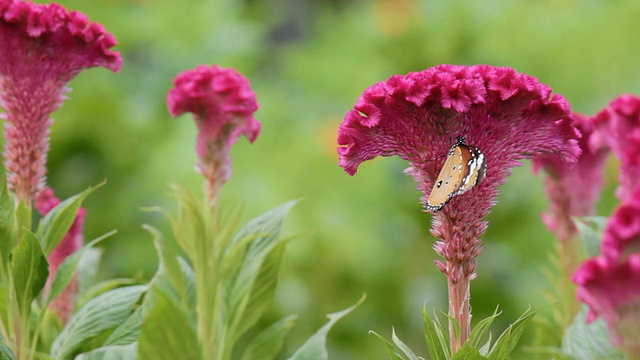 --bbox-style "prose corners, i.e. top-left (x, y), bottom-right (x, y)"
top-left (426, 136), bottom-right (487, 212)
